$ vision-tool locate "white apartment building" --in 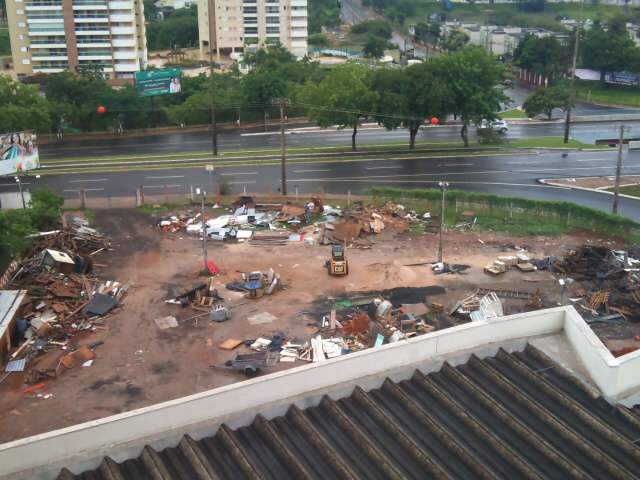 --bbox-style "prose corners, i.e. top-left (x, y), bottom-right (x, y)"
top-left (5, 0), bottom-right (147, 80)
top-left (198, 0), bottom-right (307, 60)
